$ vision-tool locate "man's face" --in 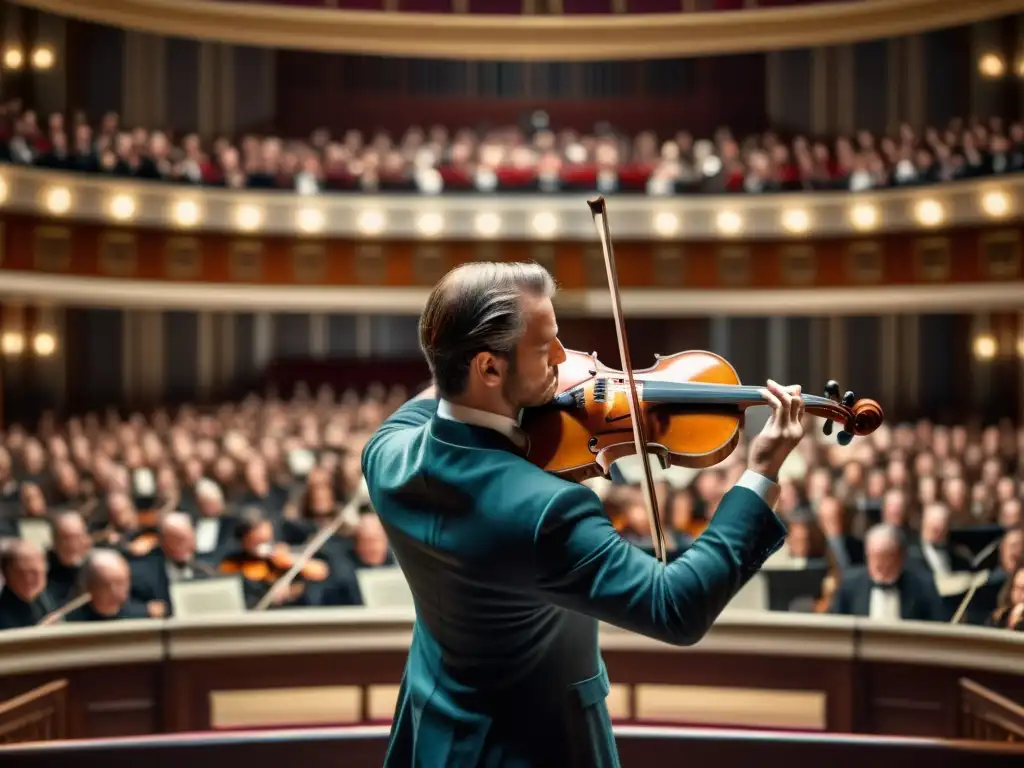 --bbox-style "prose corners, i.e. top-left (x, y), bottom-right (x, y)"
top-left (866, 538), bottom-right (902, 584)
top-left (10, 551), bottom-right (47, 600)
top-left (55, 518), bottom-right (91, 566)
top-left (505, 295), bottom-right (565, 410)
